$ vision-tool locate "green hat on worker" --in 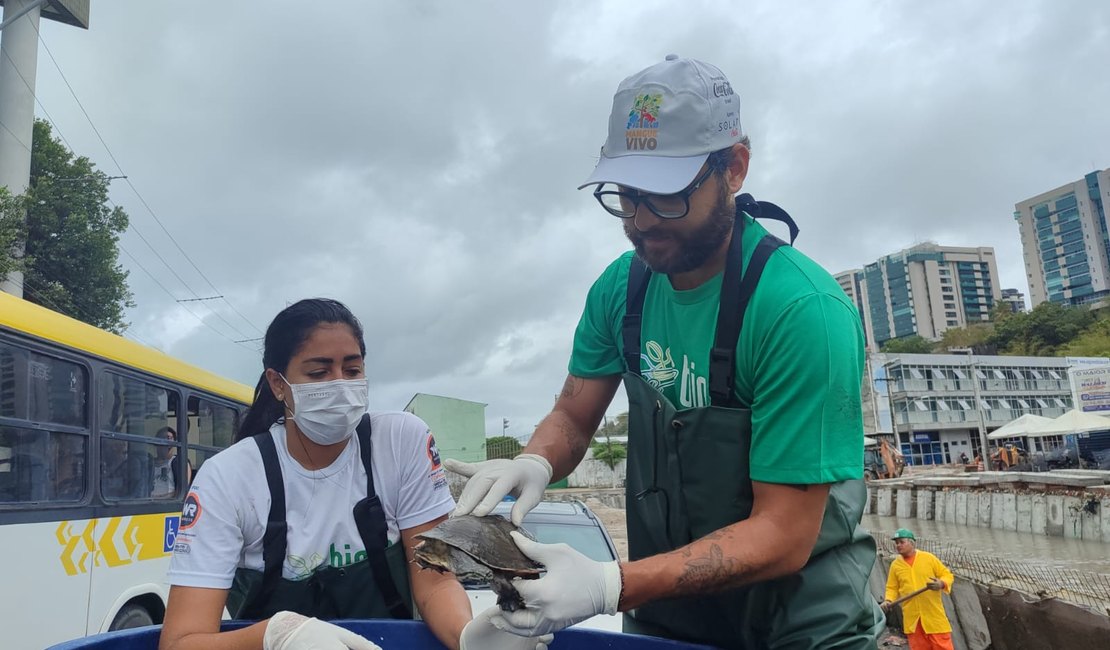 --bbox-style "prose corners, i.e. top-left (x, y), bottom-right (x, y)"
top-left (892, 528), bottom-right (915, 541)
